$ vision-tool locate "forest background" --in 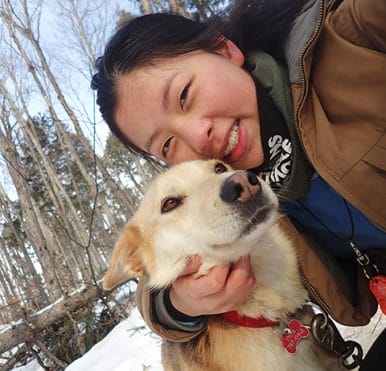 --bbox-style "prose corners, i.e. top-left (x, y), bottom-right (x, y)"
top-left (0, 1), bottom-right (227, 369)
